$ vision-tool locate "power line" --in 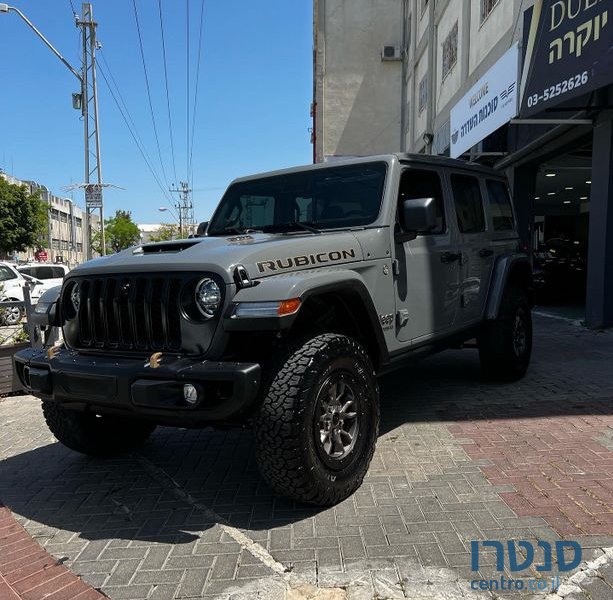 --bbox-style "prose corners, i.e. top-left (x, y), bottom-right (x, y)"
top-left (188, 0), bottom-right (205, 187)
top-left (96, 58), bottom-right (180, 220)
top-left (158, 0), bottom-right (178, 185)
top-left (131, 0), bottom-right (170, 189)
